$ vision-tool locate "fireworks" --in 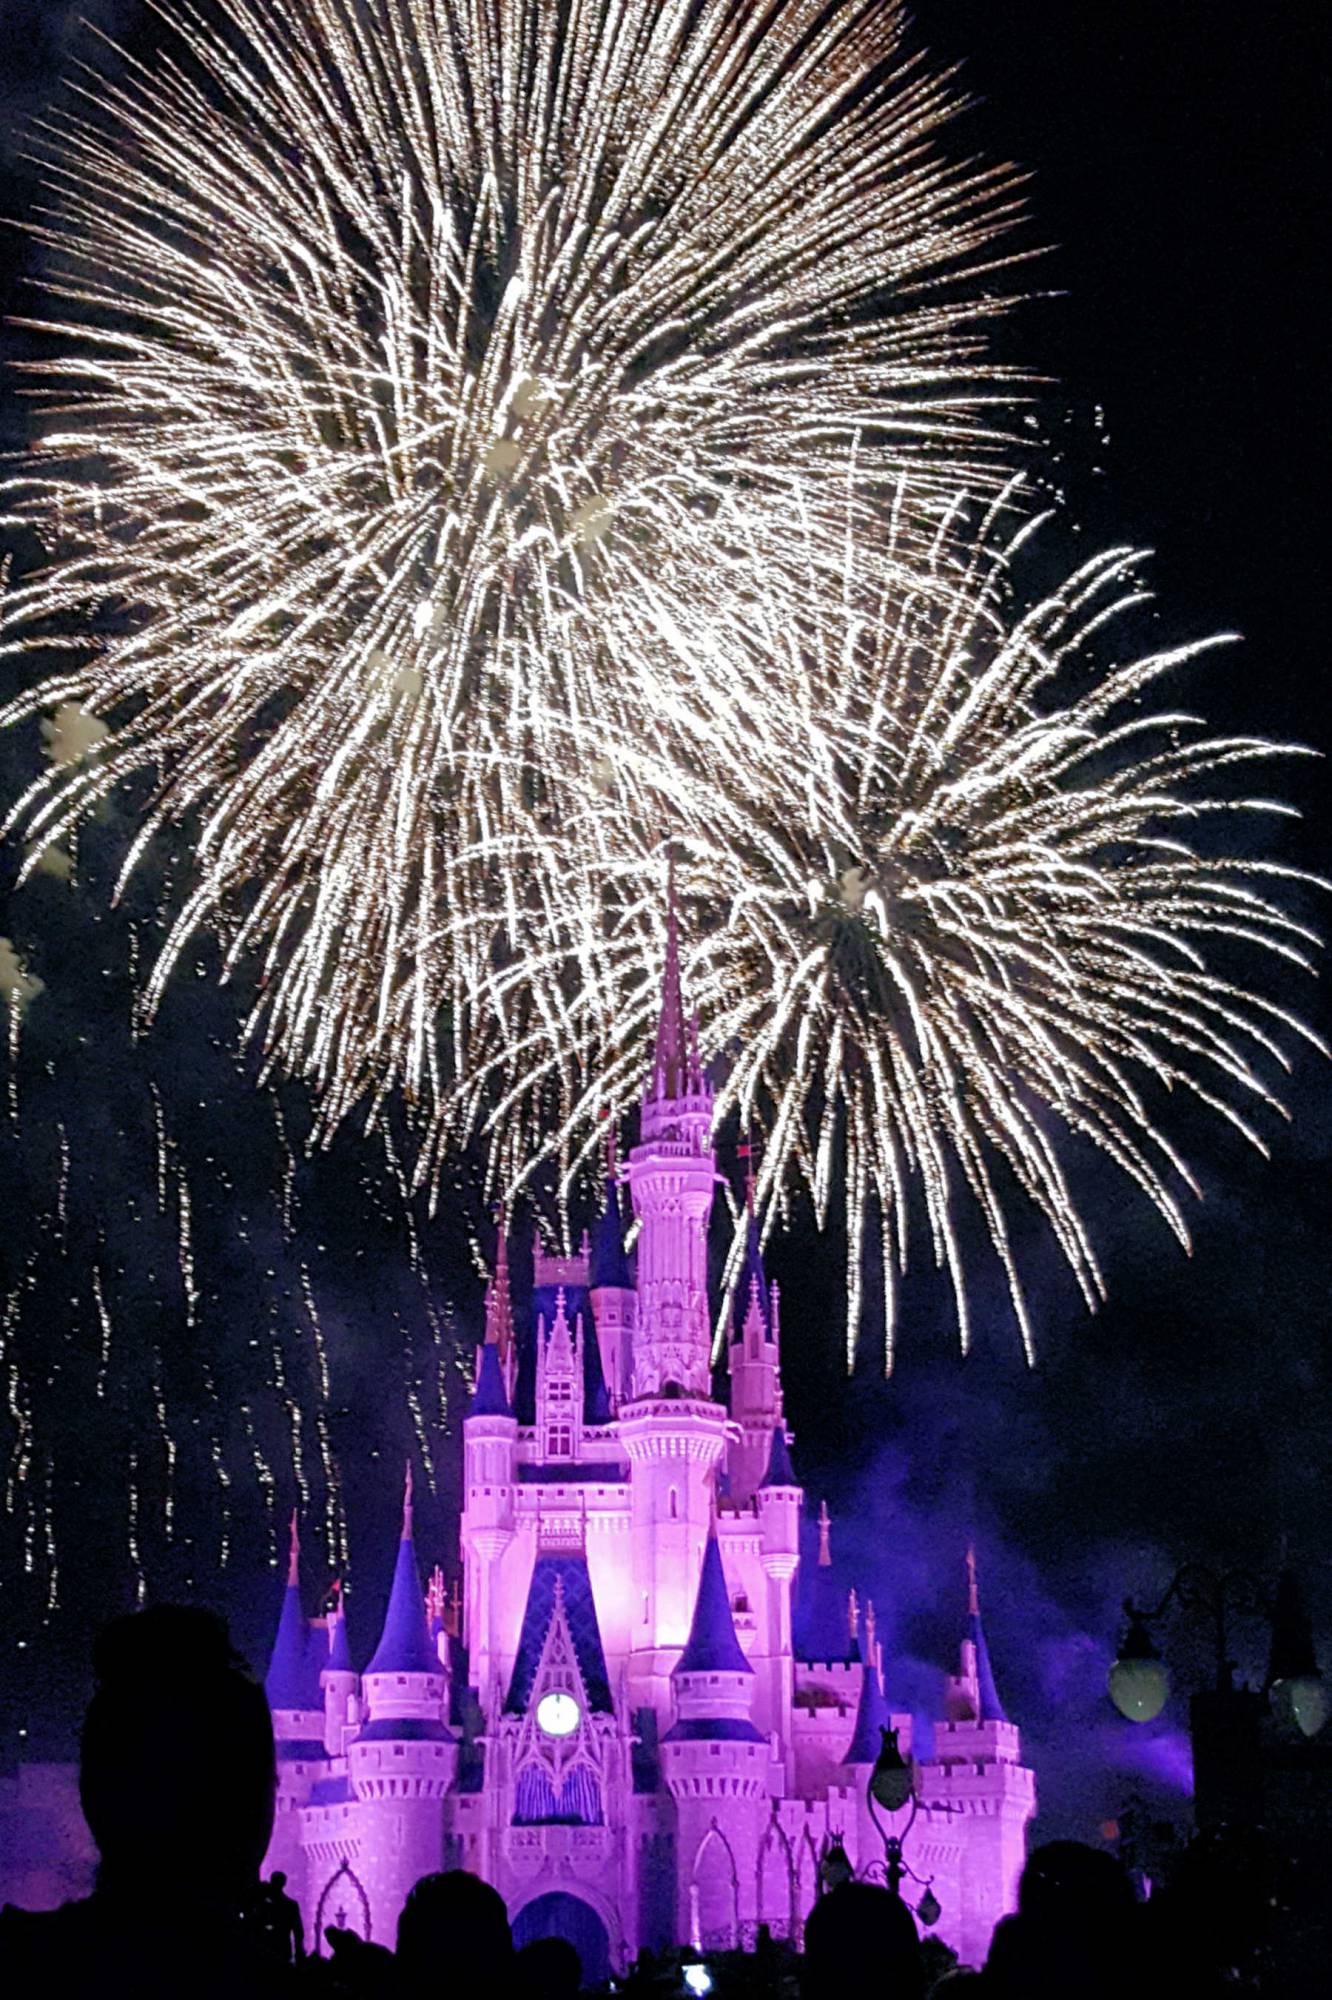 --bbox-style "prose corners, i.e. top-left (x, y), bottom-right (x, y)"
top-left (0, 0), bottom-right (1028, 1140)
top-left (0, 1), bottom-right (1320, 1372)
top-left (443, 492), bottom-right (1325, 1360)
